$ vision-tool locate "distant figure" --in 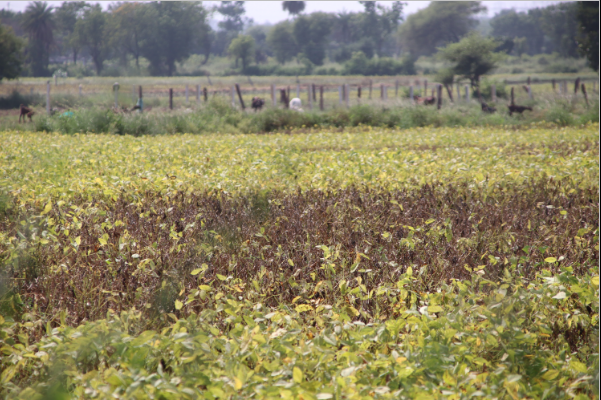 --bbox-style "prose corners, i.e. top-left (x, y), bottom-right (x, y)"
top-left (19, 104), bottom-right (35, 122)
top-left (481, 102), bottom-right (496, 113)
top-left (507, 104), bottom-right (533, 116)
top-left (251, 97), bottom-right (265, 112)
top-left (289, 97), bottom-right (303, 111)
